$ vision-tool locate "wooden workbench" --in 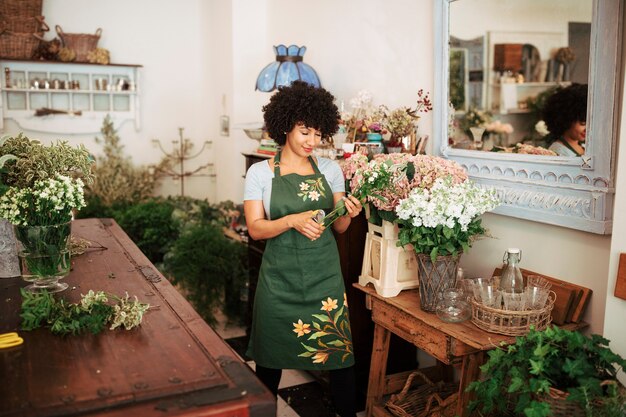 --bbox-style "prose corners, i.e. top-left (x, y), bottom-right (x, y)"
top-left (355, 283), bottom-right (587, 417)
top-left (0, 218), bottom-right (275, 417)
